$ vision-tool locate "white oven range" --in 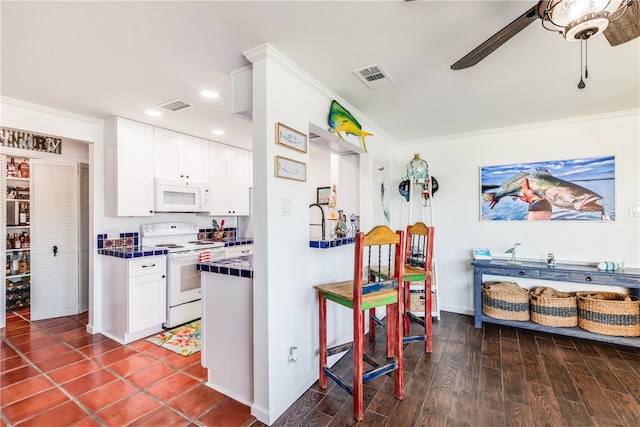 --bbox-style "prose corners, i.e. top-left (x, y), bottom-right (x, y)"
top-left (140, 222), bottom-right (225, 328)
